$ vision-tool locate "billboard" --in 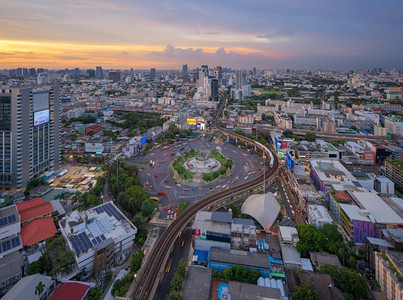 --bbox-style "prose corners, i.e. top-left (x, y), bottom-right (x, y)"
top-left (286, 152), bottom-right (294, 170)
top-left (275, 136), bottom-right (282, 149)
top-left (141, 135), bottom-right (147, 146)
top-left (34, 109), bottom-right (50, 126)
top-left (61, 98), bottom-right (72, 103)
top-left (281, 141), bottom-right (288, 149)
top-left (85, 143), bottom-right (104, 153)
top-left (187, 118), bottom-right (197, 125)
